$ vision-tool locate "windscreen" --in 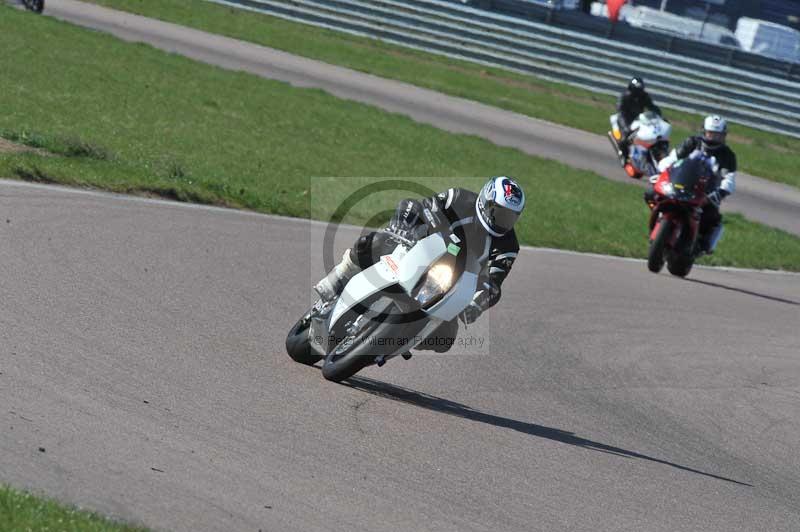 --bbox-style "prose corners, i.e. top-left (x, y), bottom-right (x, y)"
top-left (670, 158), bottom-right (706, 189)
